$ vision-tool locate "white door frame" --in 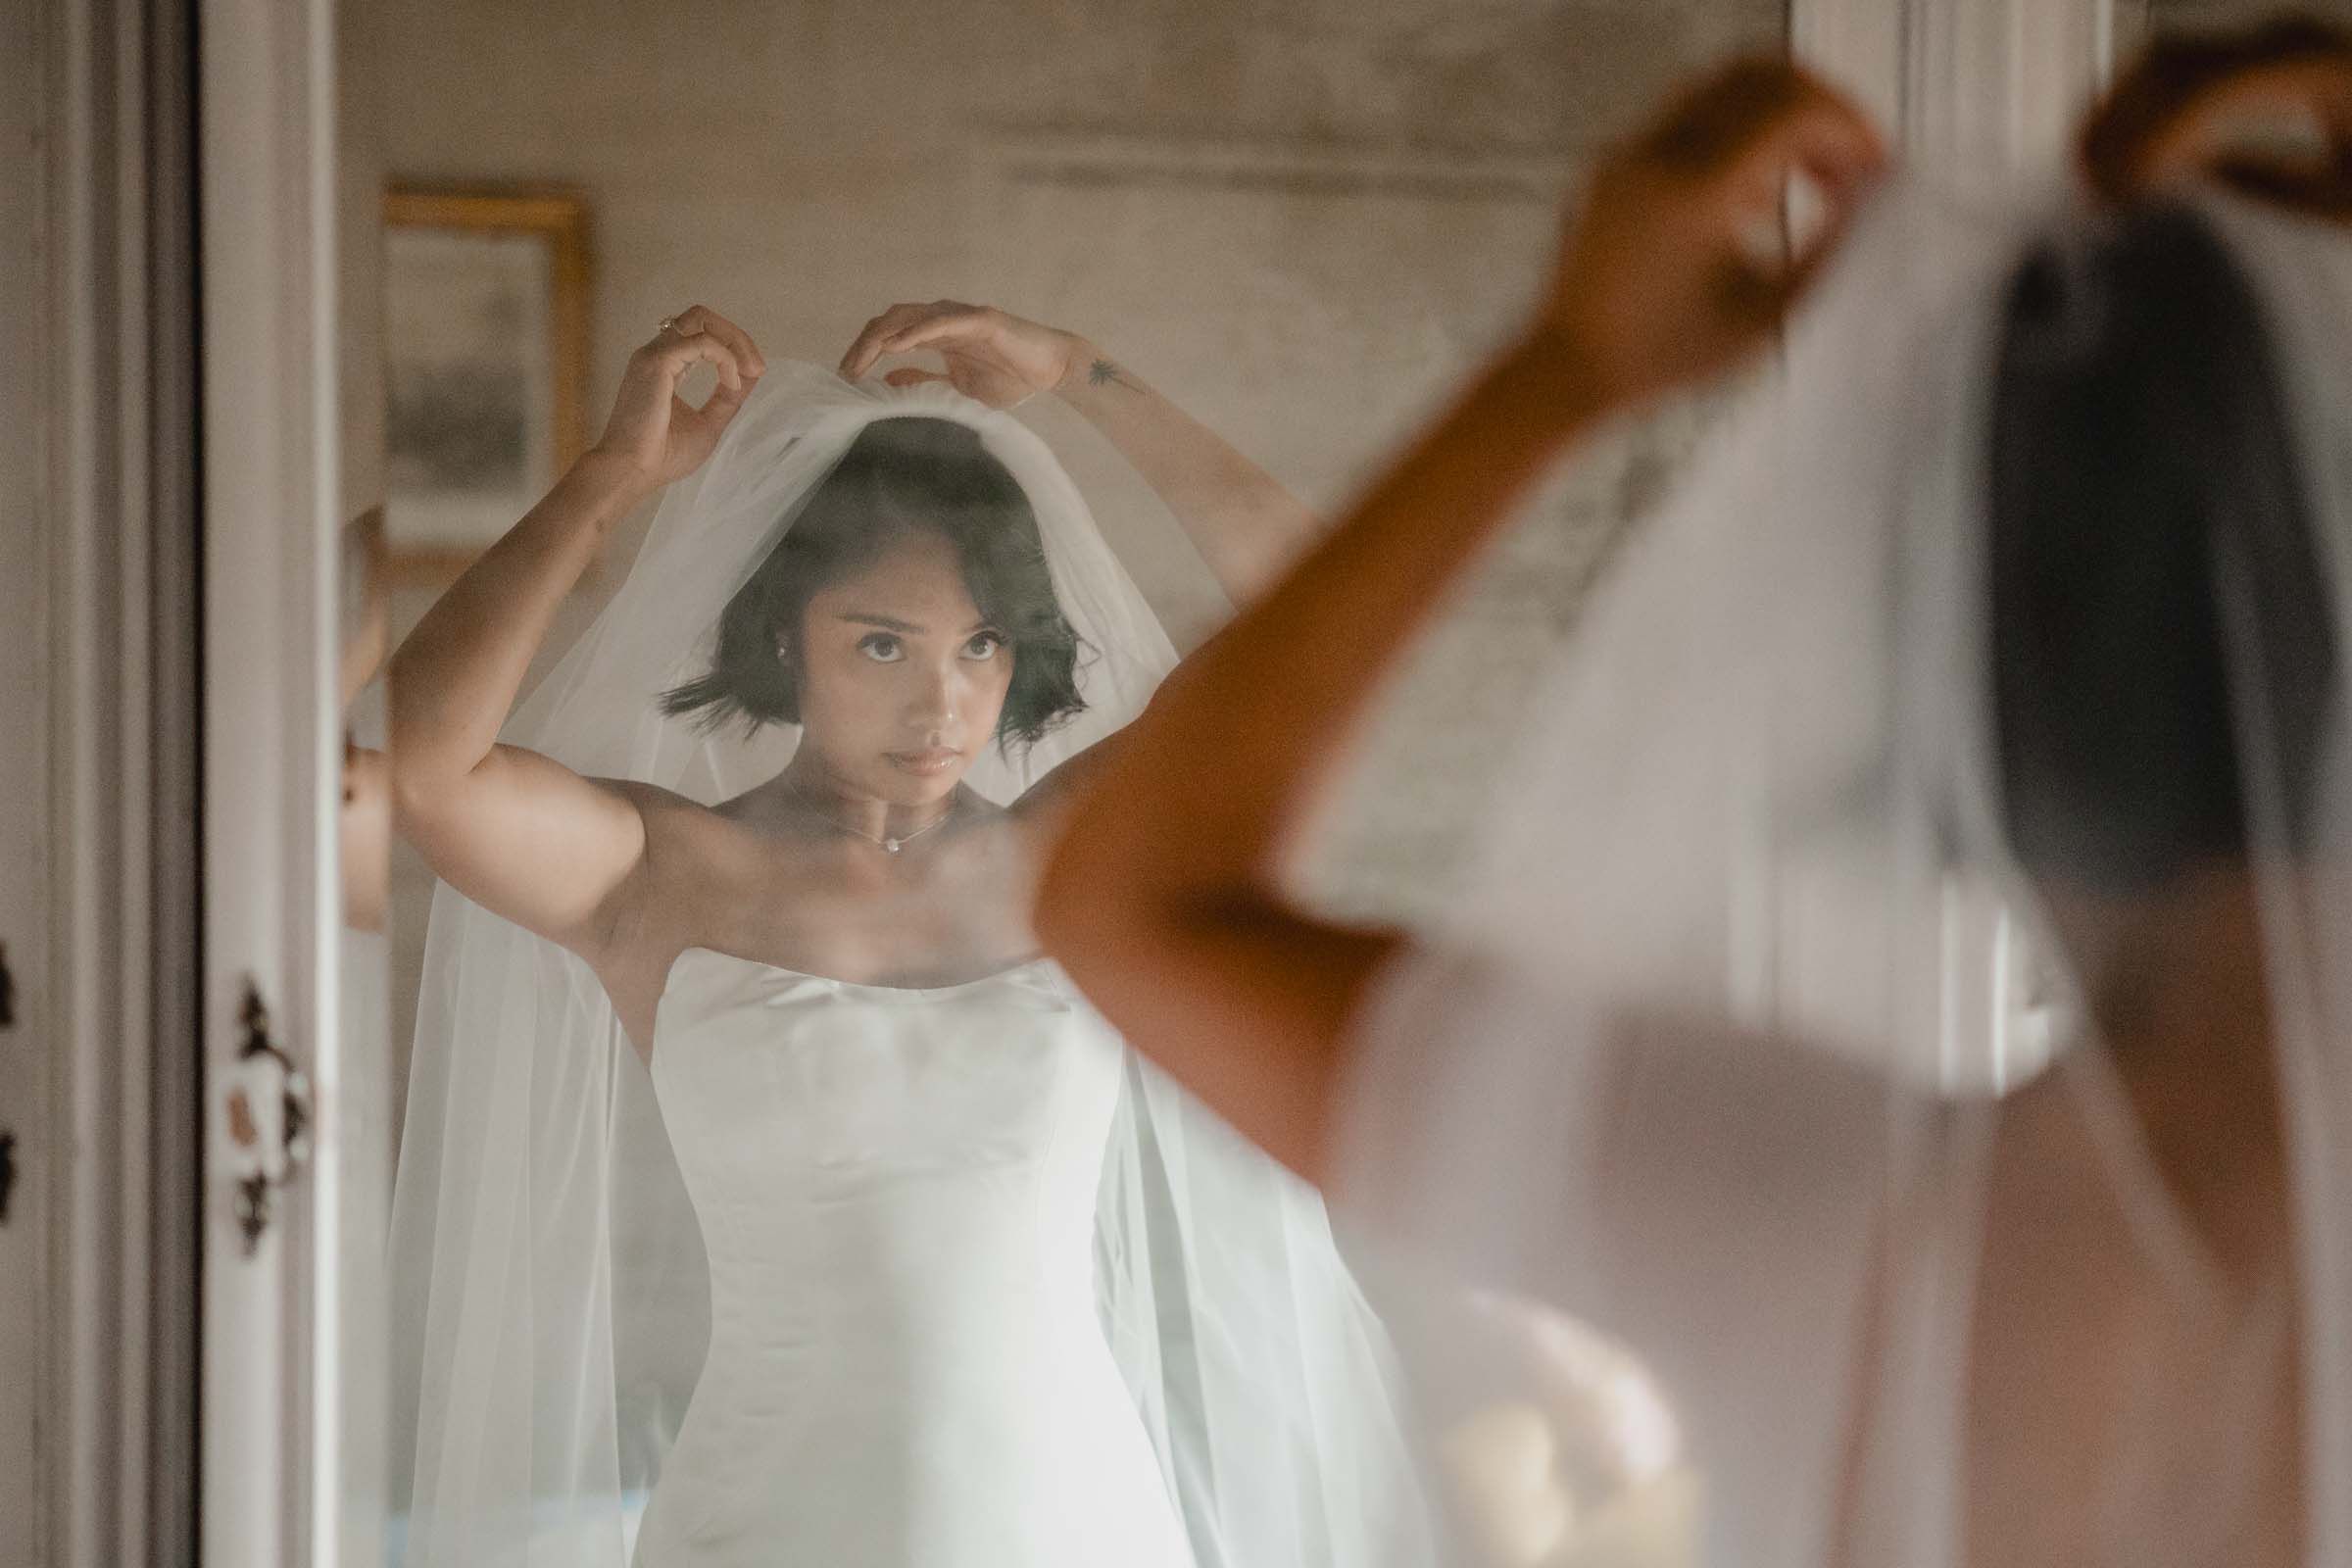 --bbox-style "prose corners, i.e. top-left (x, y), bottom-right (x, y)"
top-left (1793, 0), bottom-right (2127, 174)
top-left (199, 0), bottom-right (345, 1561)
top-left (1788, 0), bottom-right (2124, 1093)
